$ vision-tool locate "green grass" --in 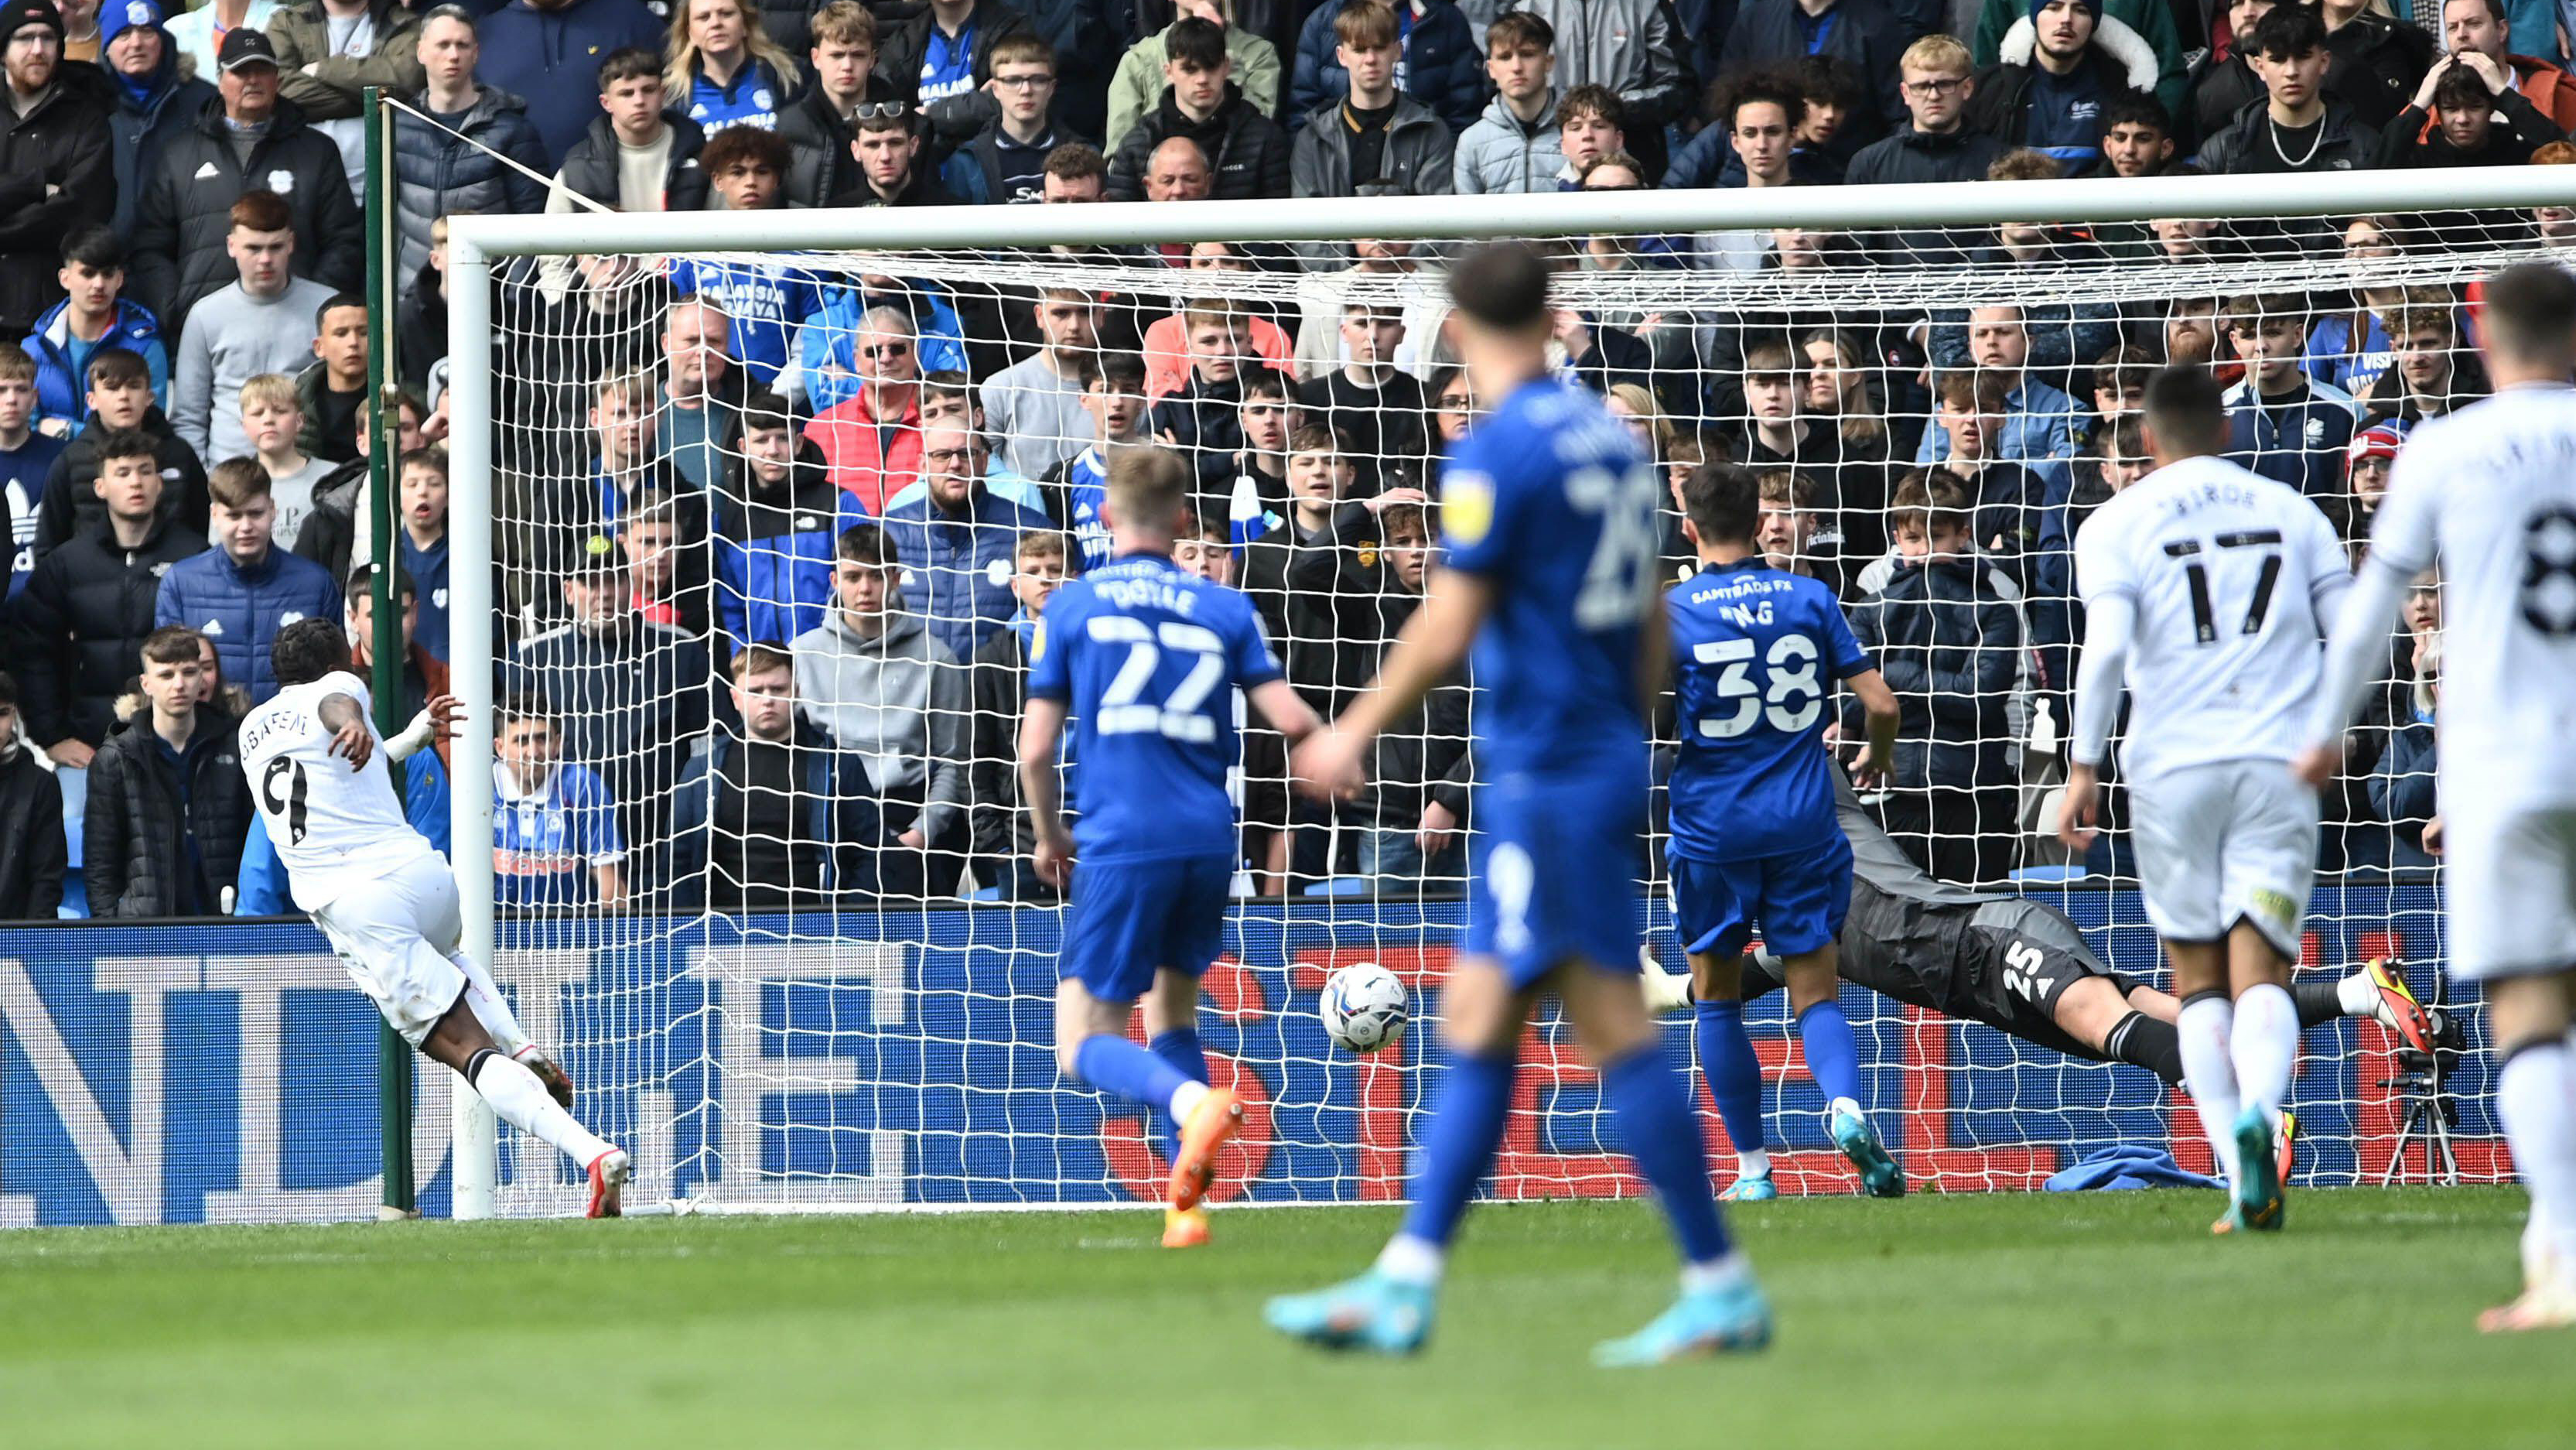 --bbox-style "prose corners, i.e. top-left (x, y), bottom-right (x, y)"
top-left (3, 1190), bottom-right (2569, 1448)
